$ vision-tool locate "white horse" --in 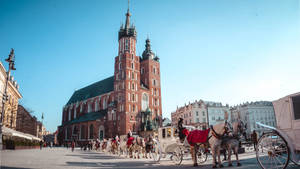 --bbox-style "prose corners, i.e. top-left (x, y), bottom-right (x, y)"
top-left (103, 139), bottom-right (112, 153)
top-left (118, 135), bottom-right (128, 156)
top-left (131, 136), bottom-right (146, 159)
top-left (179, 120), bottom-right (229, 168)
top-left (208, 123), bottom-right (230, 168)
